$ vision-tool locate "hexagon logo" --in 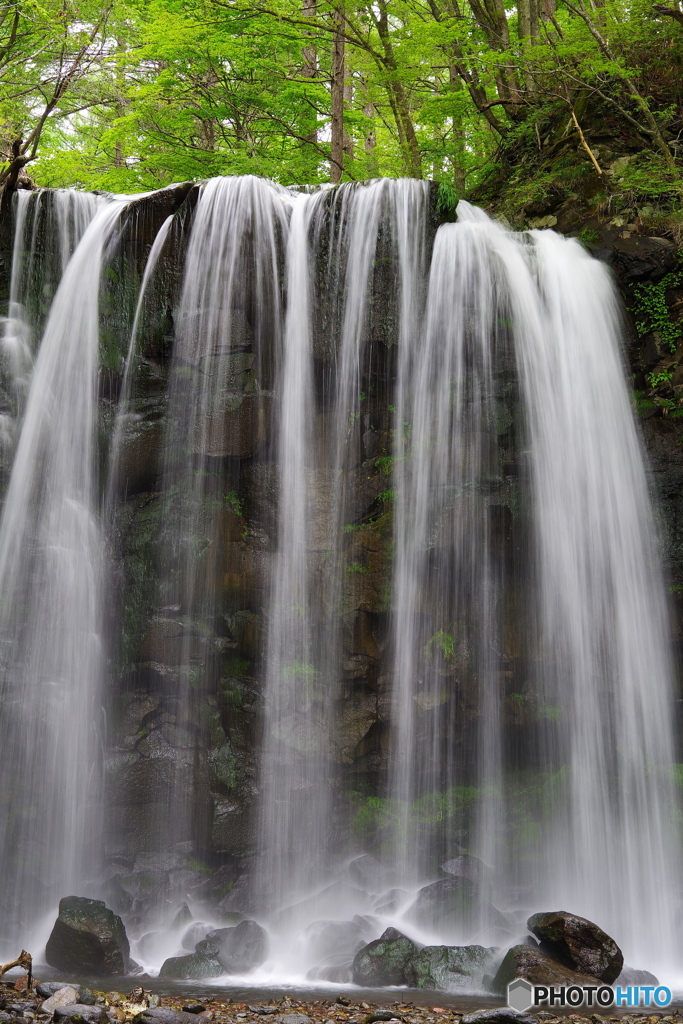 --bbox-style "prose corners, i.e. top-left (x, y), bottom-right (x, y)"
top-left (507, 978), bottom-right (534, 1012)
